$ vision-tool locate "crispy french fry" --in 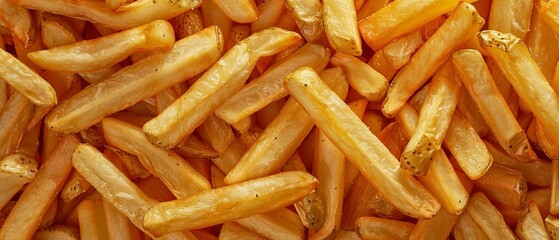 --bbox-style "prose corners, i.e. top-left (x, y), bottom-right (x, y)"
top-left (0, 153), bottom-right (37, 210)
top-left (479, 30), bottom-right (559, 148)
top-left (211, 0), bottom-right (257, 23)
top-left (173, 9), bottom-right (204, 40)
top-left (526, 0), bottom-right (559, 82)
top-left (343, 98), bottom-right (369, 195)
top-left (475, 164), bottom-right (527, 211)
top-left (174, 134), bottom-right (219, 159)
top-left (456, 87), bottom-right (492, 136)
top-left (0, 0), bottom-right (35, 47)
top-left (219, 222), bottom-right (266, 240)
top-left (105, 0), bottom-right (132, 10)
top-left (535, 120), bottom-right (559, 160)
top-left (356, 0), bottom-right (390, 21)
top-left (285, 0), bottom-right (323, 42)
top-left (20, 0), bottom-right (202, 30)
top-left (103, 198), bottom-right (142, 240)
top-left (381, 2), bottom-right (484, 118)
top-left (0, 135), bottom-right (79, 240)
top-left (0, 93), bottom-right (34, 159)
top-left (540, 0), bottom-right (559, 34)
top-left (143, 28), bottom-right (300, 149)
top-left (409, 207), bottom-right (458, 240)
top-left (453, 49), bottom-right (536, 162)
top-left (39, 12), bottom-right (81, 49)
top-left (201, 0), bottom-right (232, 43)
top-left (235, 208), bottom-right (306, 240)
top-left (211, 137), bottom-right (245, 174)
top-left (225, 25), bottom-right (250, 52)
top-left (323, 0), bottom-right (362, 55)
top-left (466, 192), bottom-right (517, 240)
top-left (103, 117), bottom-right (211, 199)
top-left (216, 43), bottom-right (330, 125)
top-left (104, 147), bottom-right (151, 180)
top-left (143, 172), bottom-right (317, 236)
top-left (252, 0), bottom-right (284, 33)
top-left (452, 211), bottom-right (490, 240)
top-left (46, 26), bottom-right (223, 134)
top-left (29, 20), bottom-right (175, 73)
top-left (356, 217), bottom-right (414, 240)
top-left (516, 201), bottom-right (550, 240)
top-left (196, 114), bottom-right (234, 153)
top-left (77, 199), bottom-right (109, 240)
top-left (286, 67), bottom-right (440, 219)
top-left (488, 0), bottom-right (533, 40)
top-left (60, 171), bottom-right (91, 202)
